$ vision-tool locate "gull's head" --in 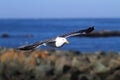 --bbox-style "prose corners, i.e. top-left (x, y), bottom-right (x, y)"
top-left (55, 37), bottom-right (69, 47)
